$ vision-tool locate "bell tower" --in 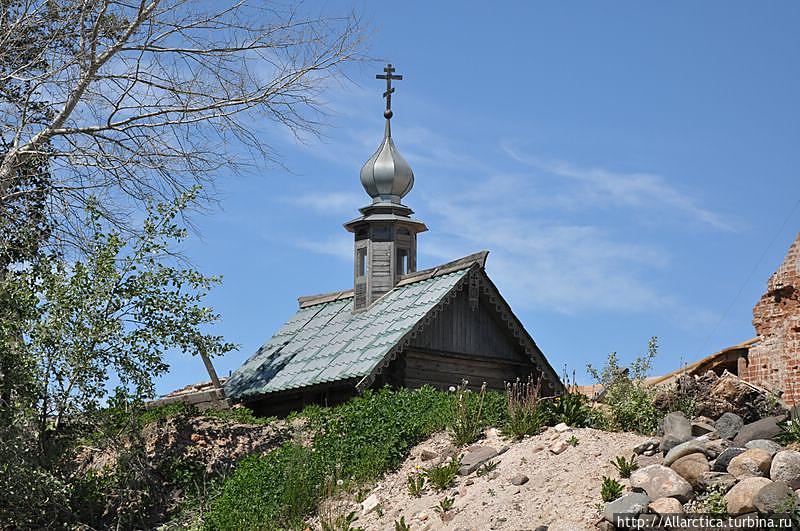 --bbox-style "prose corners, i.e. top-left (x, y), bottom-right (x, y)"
top-left (344, 64), bottom-right (427, 311)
